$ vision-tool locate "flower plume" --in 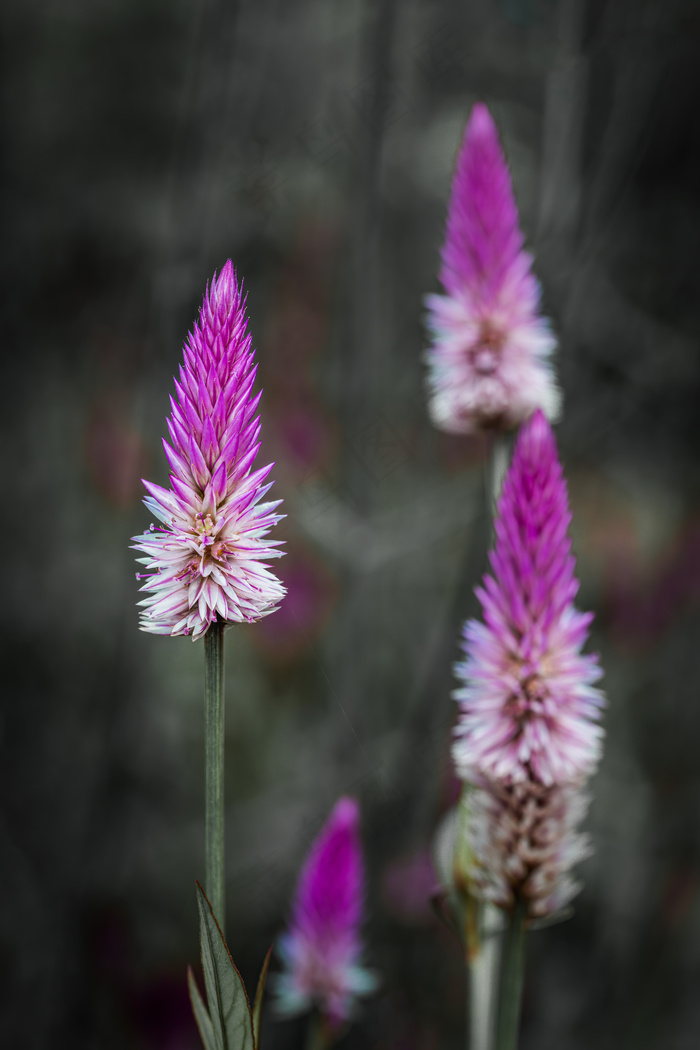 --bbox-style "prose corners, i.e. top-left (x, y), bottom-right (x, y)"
top-left (452, 410), bottom-right (604, 787)
top-left (425, 102), bottom-right (560, 434)
top-left (132, 261), bottom-right (285, 640)
top-left (273, 797), bottom-right (377, 1030)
